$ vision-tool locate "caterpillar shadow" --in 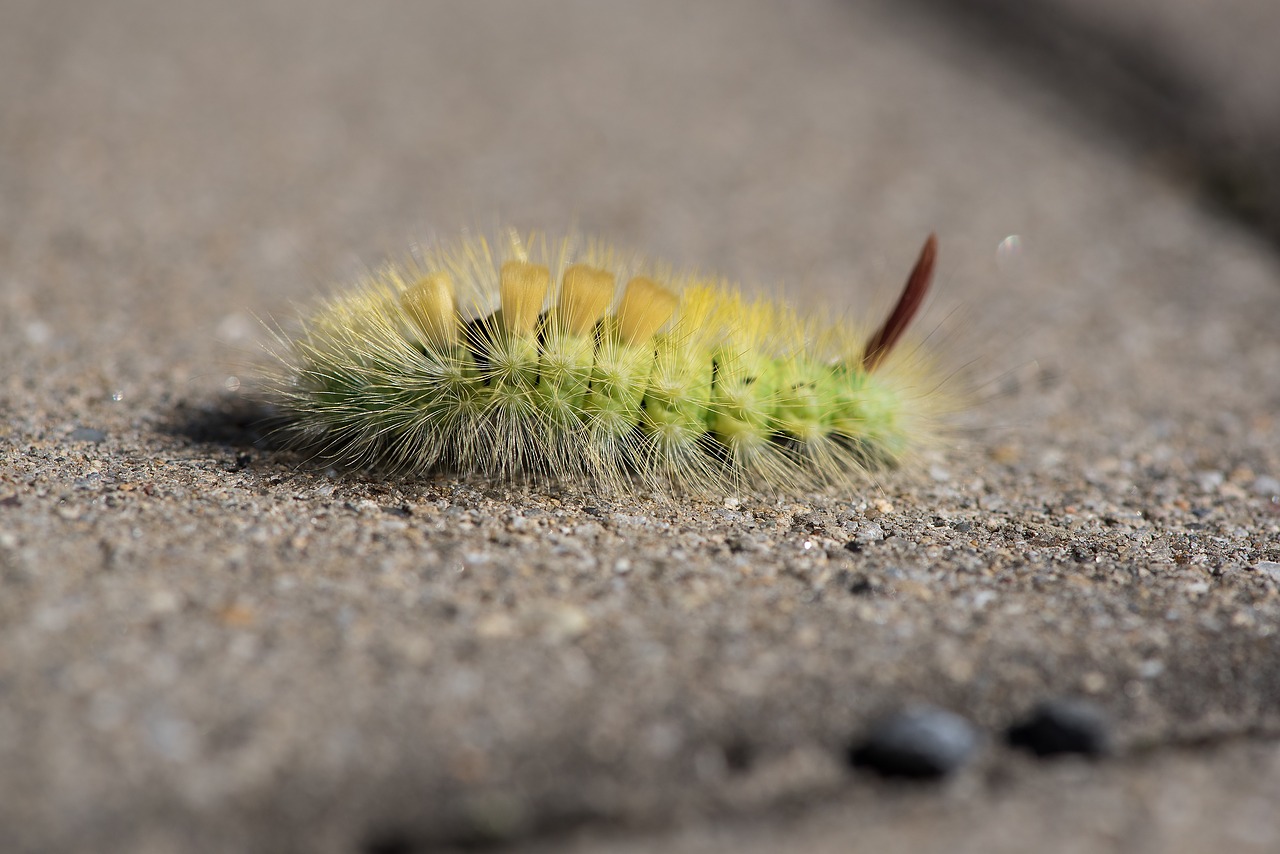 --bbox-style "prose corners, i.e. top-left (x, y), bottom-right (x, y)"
top-left (162, 395), bottom-right (285, 471)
